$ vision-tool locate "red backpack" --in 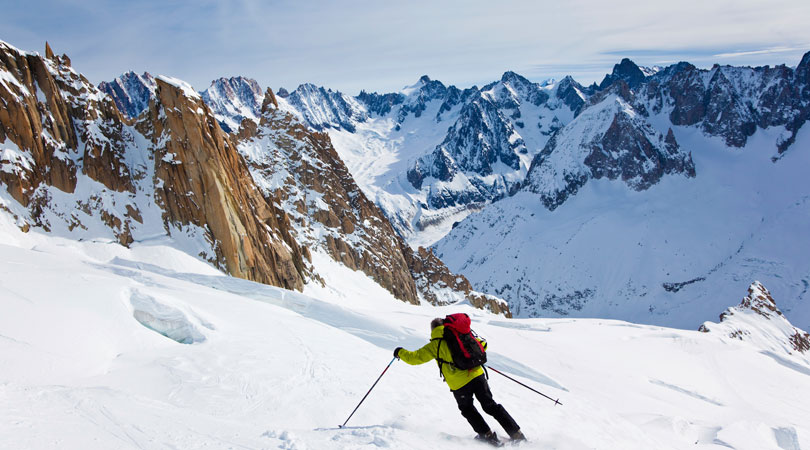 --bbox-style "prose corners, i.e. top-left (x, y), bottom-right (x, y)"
top-left (437, 313), bottom-right (487, 371)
